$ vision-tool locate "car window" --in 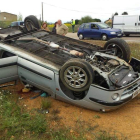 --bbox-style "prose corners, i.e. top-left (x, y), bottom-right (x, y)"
top-left (20, 22), bottom-right (24, 25)
top-left (1, 51), bottom-right (16, 58)
top-left (80, 24), bottom-right (84, 28)
top-left (97, 23), bottom-right (110, 29)
top-left (91, 24), bottom-right (98, 29)
top-left (84, 23), bottom-right (90, 29)
top-left (11, 22), bottom-right (18, 26)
